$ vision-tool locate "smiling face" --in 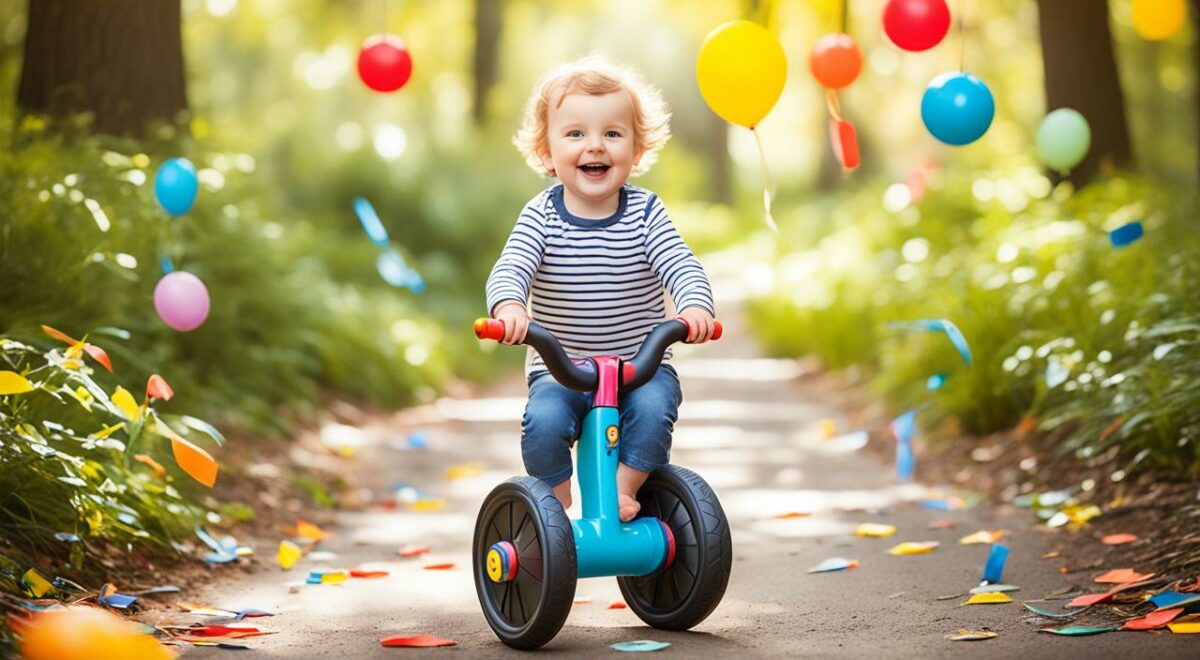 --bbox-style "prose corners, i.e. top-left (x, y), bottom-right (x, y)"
top-left (540, 91), bottom-right (643, 218)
